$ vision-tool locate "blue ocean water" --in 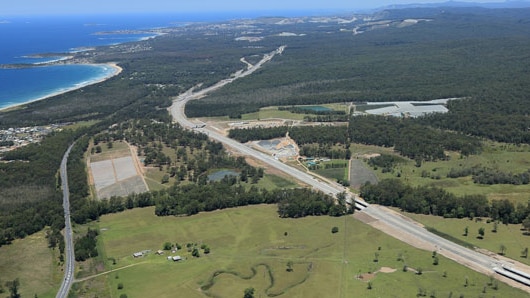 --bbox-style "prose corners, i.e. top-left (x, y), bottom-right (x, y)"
top-left (0, 13), bottom-right (254, 110)
top-left (0, 11), bottom-right (319, 111)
